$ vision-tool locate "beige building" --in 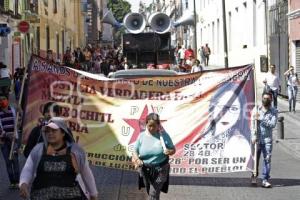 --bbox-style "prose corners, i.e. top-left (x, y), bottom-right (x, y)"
top-left (37, 0), bottom-right (87, 60)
